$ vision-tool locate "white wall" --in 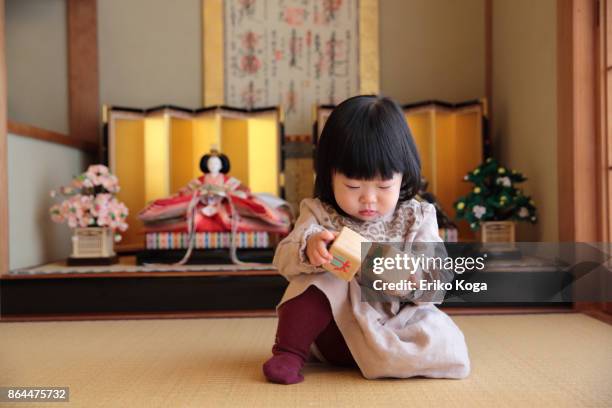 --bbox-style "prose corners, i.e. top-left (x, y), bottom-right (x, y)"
top-left (98, 0), bottom-right (202, 109)
top-left (492, 0), bottom-right (558, 241)
top-left (380, 0), bottom-right (485, 104)
top-left (8, 135), bottom-right (89, 270)
top-left (6, 0), bottom-right (69, 134)
top-left (7, 0), bottom-right (203, 126)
